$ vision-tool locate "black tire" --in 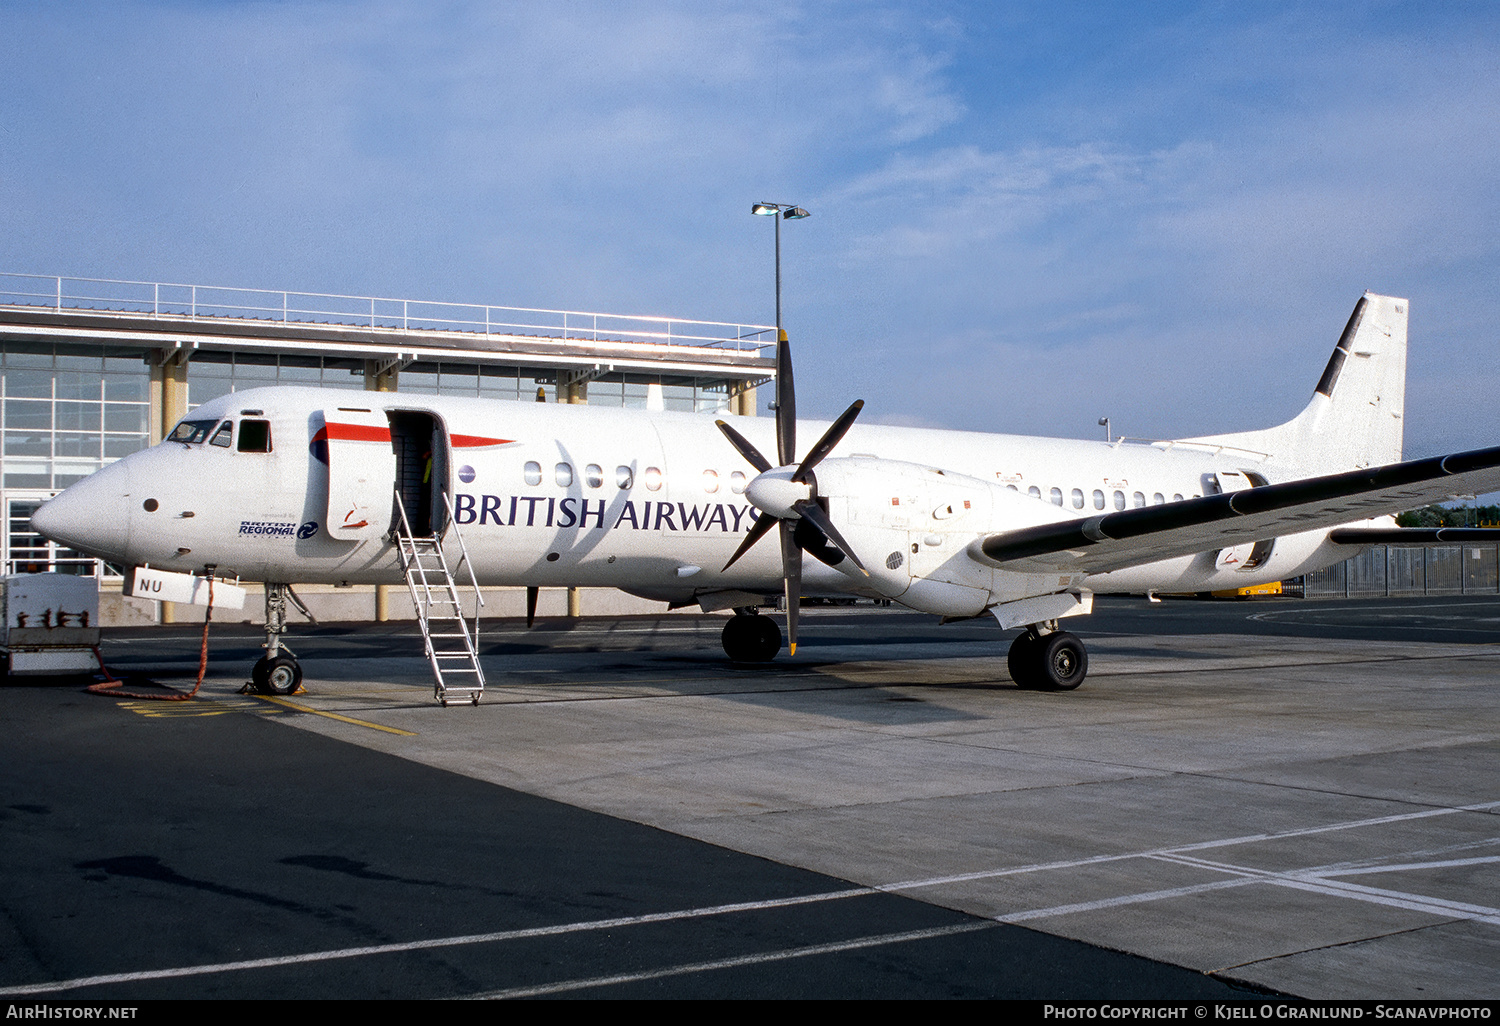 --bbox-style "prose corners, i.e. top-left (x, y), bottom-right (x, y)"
top-left (252, 655), bottom-right (302, 695)
top-left (1035, 632), bottom-right (1087, 691)
top-left (1007, 633), bottom-right (1039, 689)
top-left (722, 614), bottom-right (782, 662)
